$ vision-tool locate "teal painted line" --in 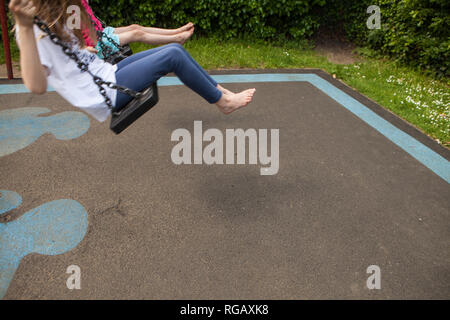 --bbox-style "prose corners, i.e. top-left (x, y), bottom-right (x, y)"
top-left (0, 85), bottom-right (55, 94)
top-left (0, 107), bottom-right (90, 157)
top-left (0, 190), bottom-right (22, 215)
top-left (305, 75), bottom-right (450, 184)
top-left (0, 190), bottom-right (88, 299)
top-left (0, 74), bottom-right (448, 182)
